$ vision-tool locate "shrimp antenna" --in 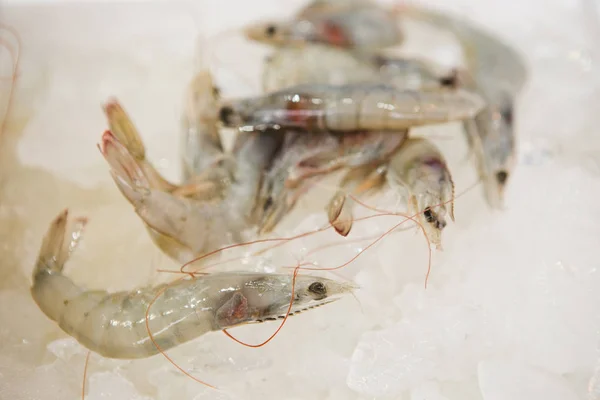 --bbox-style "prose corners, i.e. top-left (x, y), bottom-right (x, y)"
top-left (81, 351), bottom-right (91, 400)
